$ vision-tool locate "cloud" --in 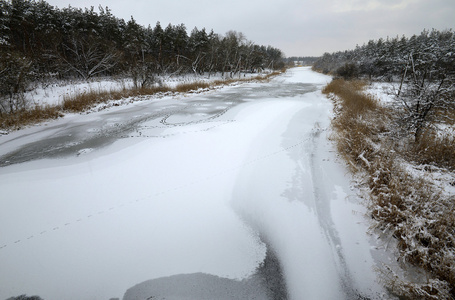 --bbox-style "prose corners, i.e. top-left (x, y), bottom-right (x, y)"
top-left (331, 0), bottom-right (419, 13)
